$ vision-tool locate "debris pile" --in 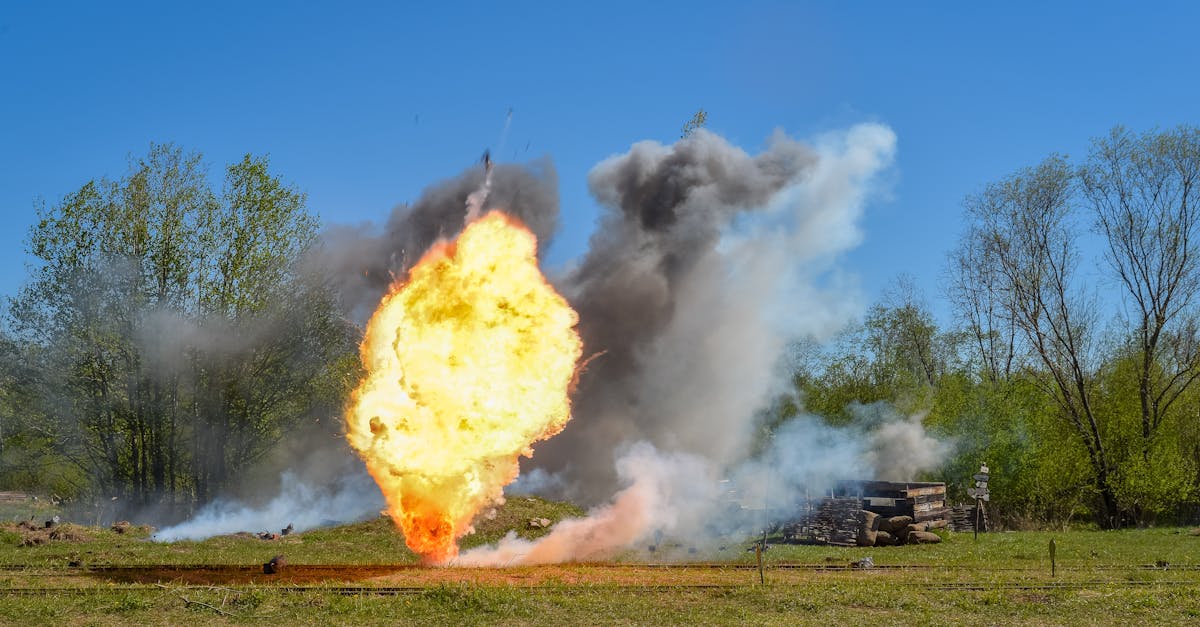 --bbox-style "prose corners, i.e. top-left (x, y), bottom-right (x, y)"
top-left (8, 521), bottom-right (90, 546)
